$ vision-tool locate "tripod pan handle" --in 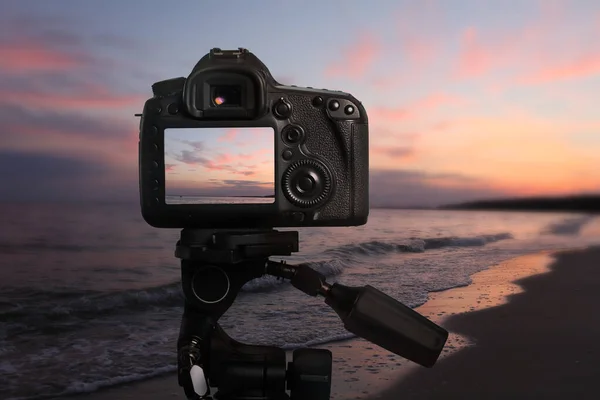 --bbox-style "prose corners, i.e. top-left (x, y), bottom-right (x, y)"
top-left (325, 284), bottom-right (448, 368)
